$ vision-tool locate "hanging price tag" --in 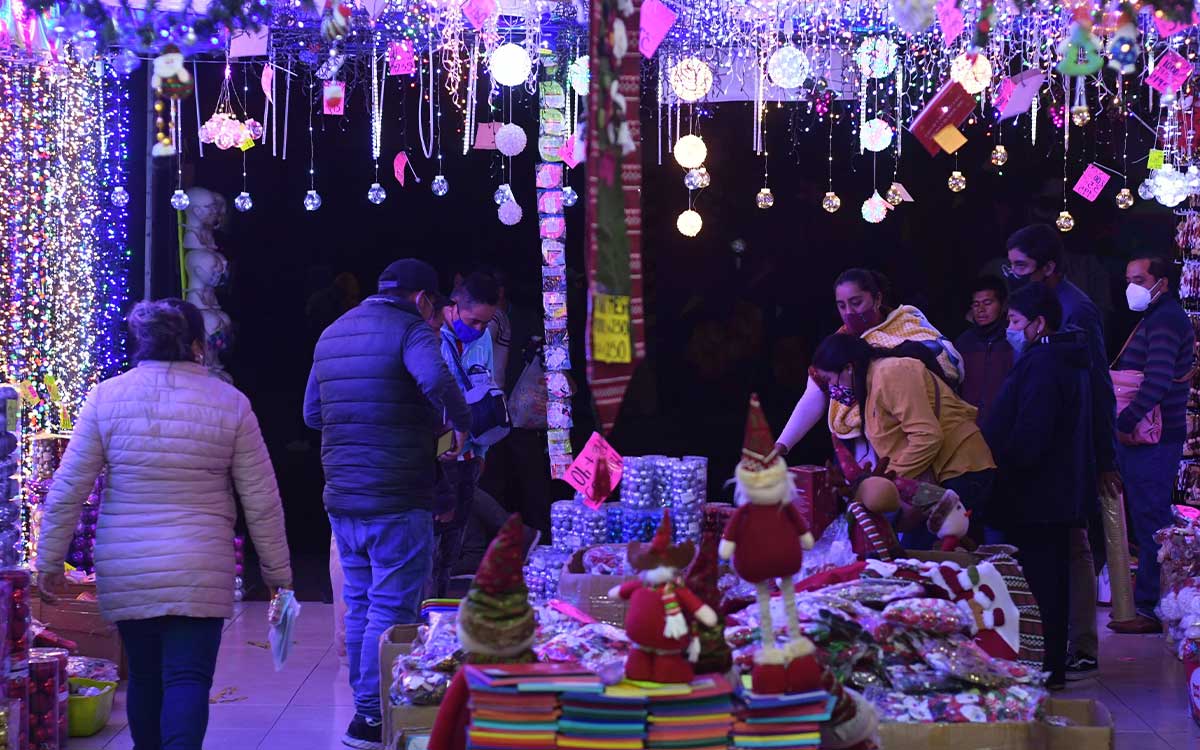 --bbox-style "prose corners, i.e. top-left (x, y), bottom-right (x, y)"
top-left (592, 293), bottom-right (632, 364)
top-left (1148, 149), bottom-right (1166, 171)
top-left (564, 432), bottom-right (624, 509)
top-left (1147, 49), bottom-right (1191, 94)
top-left (1072, 164), bottom-right (1111, 202)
